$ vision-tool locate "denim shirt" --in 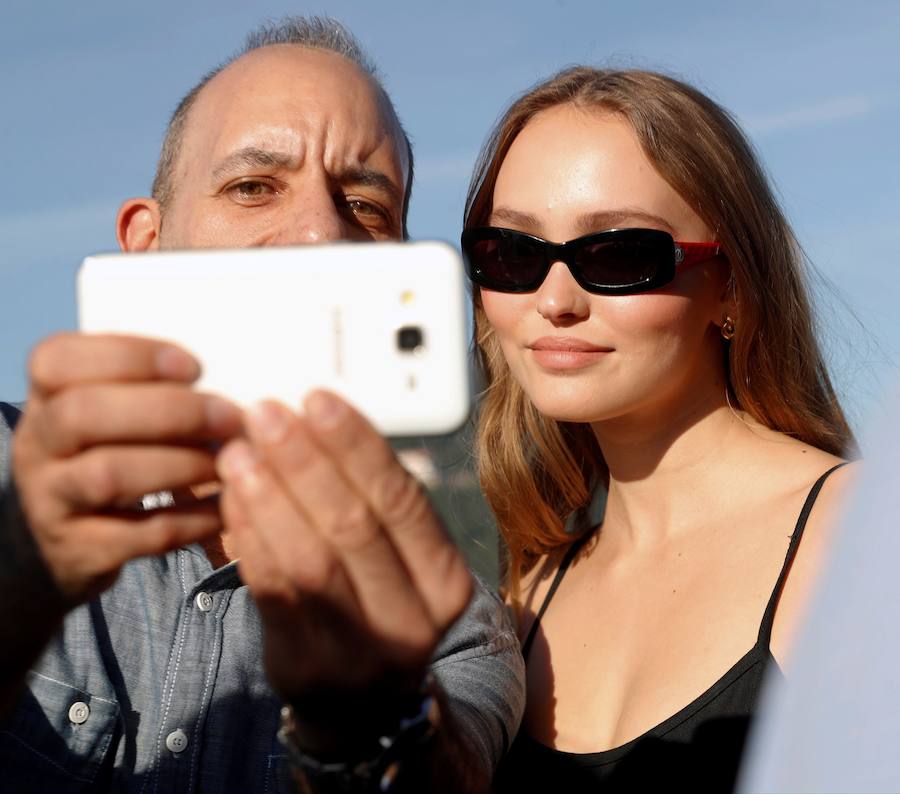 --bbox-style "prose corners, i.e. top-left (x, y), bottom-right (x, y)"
top-left (0, 403), bottom-right (524, 792)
